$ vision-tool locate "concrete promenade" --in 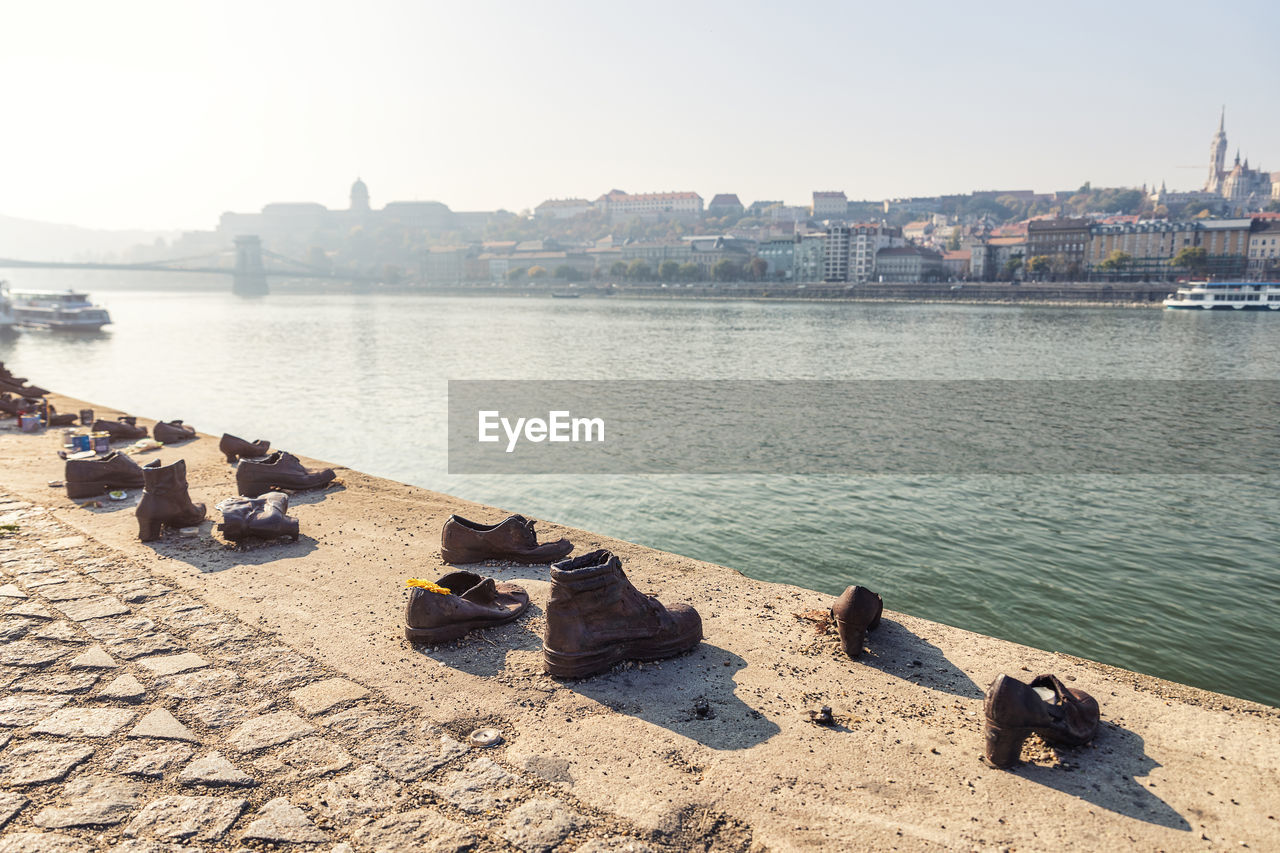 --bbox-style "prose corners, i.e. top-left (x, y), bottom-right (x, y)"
top-left (0, 394), bottom-right (1277, 852)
